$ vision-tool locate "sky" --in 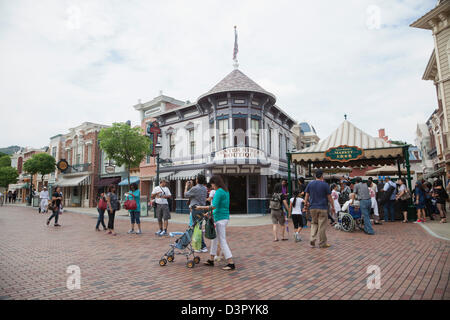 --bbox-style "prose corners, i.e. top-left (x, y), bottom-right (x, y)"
top-left (0, 0), bottom-right (438, 149)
